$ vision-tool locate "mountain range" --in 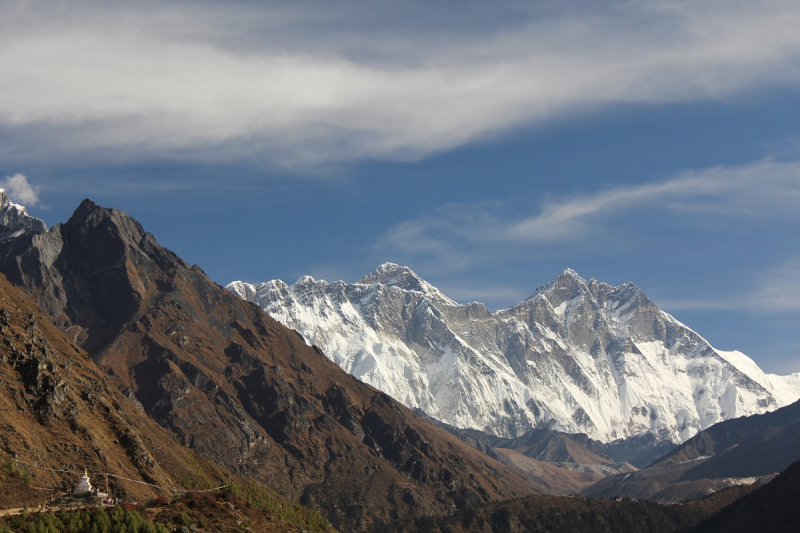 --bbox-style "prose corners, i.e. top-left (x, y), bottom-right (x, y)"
top-left (4, 190), bottom-right (800, 531)
top-left (0, 191), bottom-right (541, 531)
top-left (228, 263), bottom-right (800, 445)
